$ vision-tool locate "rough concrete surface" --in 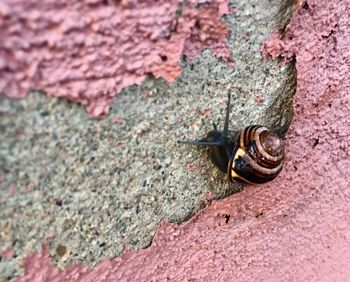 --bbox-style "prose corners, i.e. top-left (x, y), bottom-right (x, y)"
top-left (9, 0), bottom-right (350, 280)
top-left (0, 0), bottom-right (296, 281)
top-left (0, 0), bottom-right (232, 117)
